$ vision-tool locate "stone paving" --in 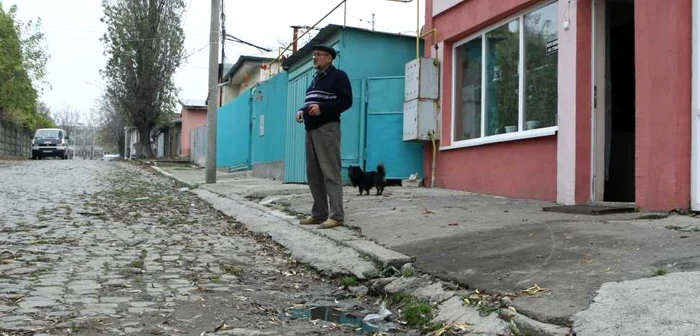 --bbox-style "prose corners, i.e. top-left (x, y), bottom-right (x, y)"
top-left (0, 160), bottom-right (398, 335)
